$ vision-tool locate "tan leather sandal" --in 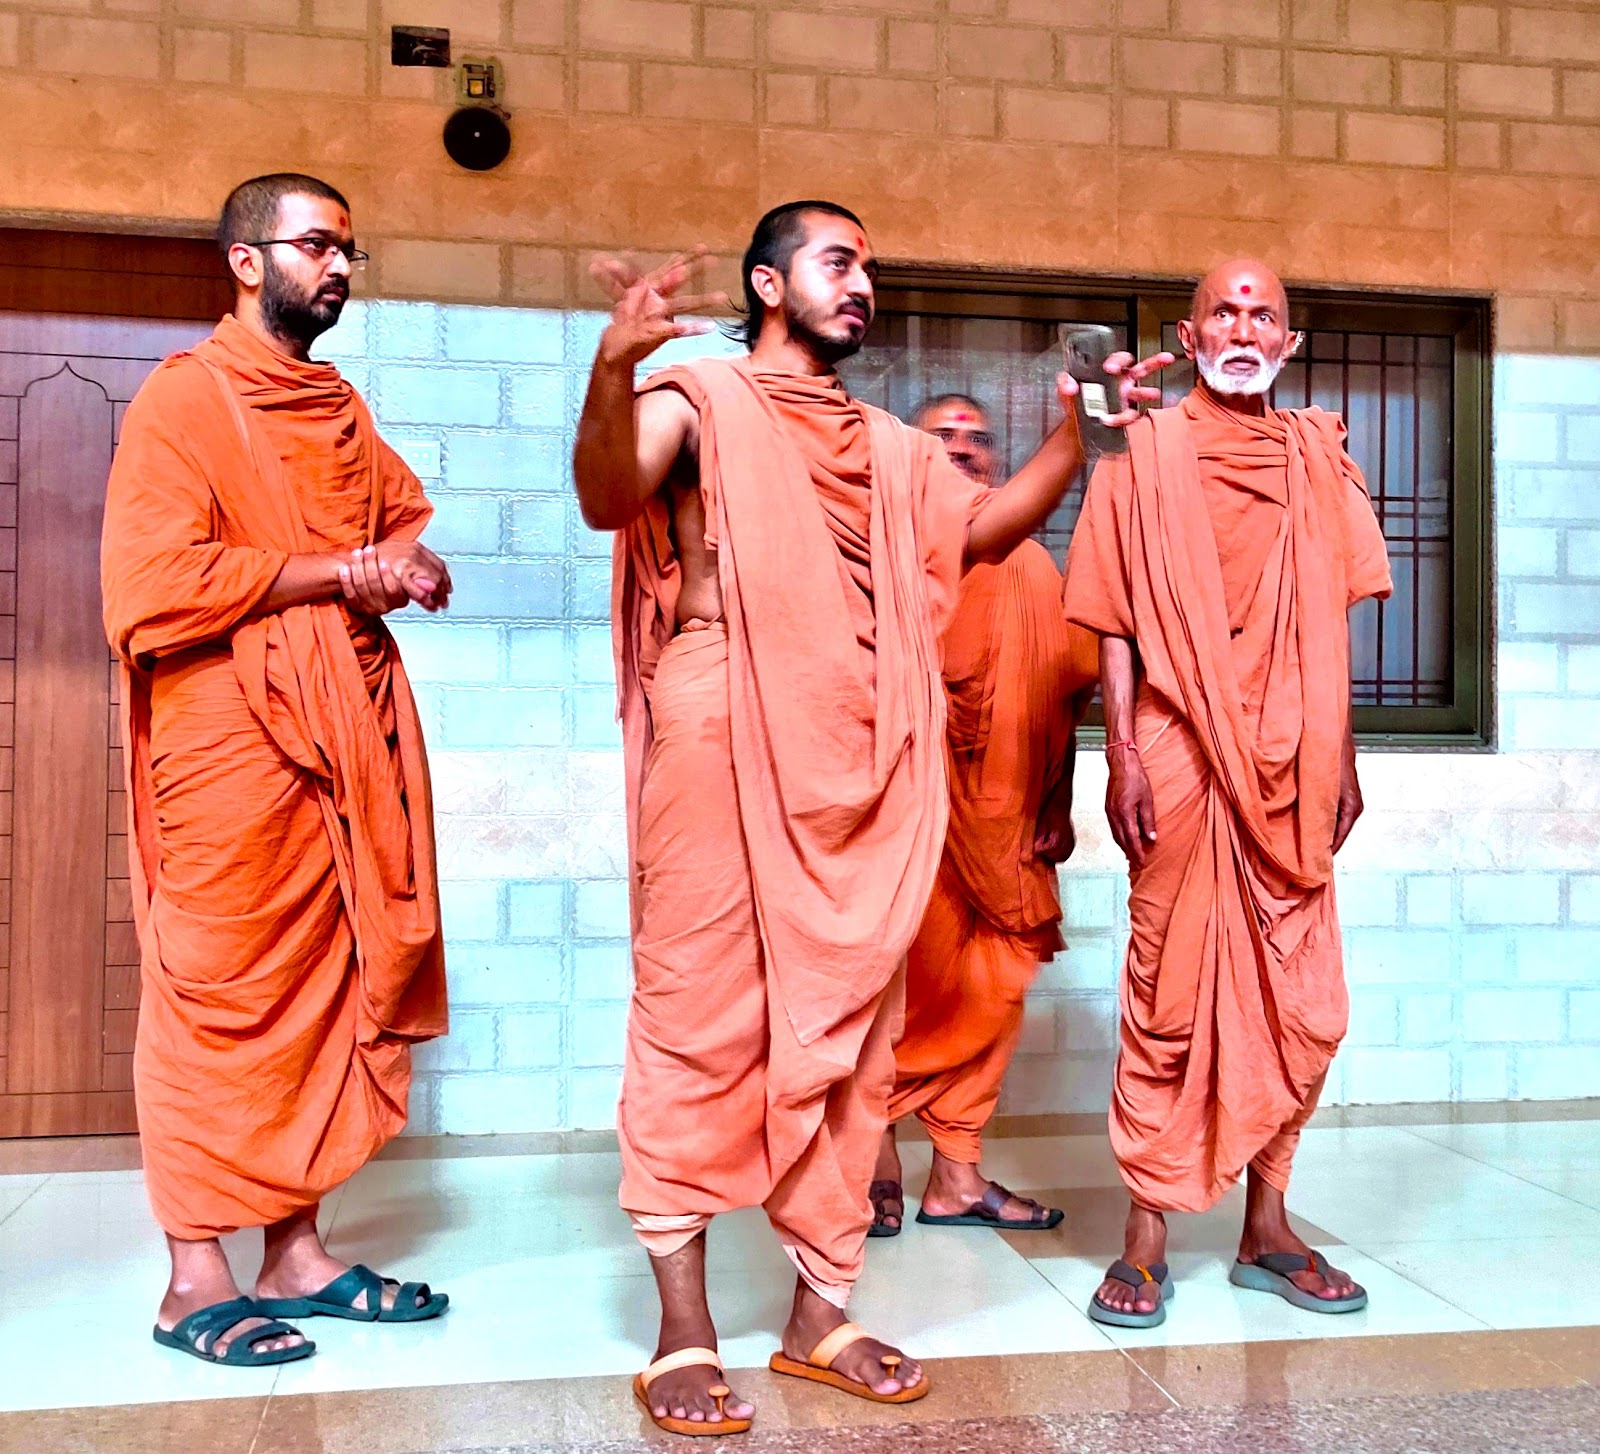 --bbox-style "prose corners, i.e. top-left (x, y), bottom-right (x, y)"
top-left (767, 1321), bottom-right (929, 1404)
top-left (632, 1346), bottom-right (752, 1438)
